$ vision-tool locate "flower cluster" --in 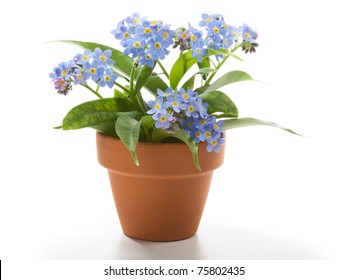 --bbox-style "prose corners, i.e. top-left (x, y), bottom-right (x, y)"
top-left (147, 88), bottom-right (225, 152)
top-left (112, 13), bottom-right (258, 66)
top-left (49, 48), bottom-right (117, 95)
top-left (111, 13), bottom-right (176, 67)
